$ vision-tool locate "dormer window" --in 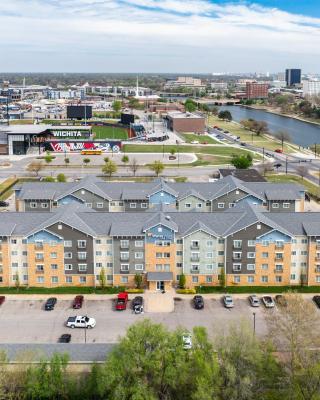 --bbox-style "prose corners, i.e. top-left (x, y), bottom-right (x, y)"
top-left (160, 192), bottom-right (164, 197)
